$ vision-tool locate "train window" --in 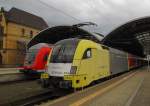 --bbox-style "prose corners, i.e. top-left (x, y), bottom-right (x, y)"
top-left (83, 48), bottom-right (91, 59)
top-left (43, 54), bottom-right (48, 62)
top-left (50, 39), bottom-right (79, 63)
